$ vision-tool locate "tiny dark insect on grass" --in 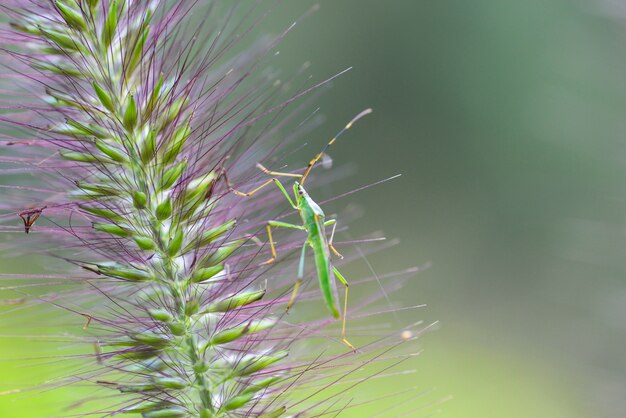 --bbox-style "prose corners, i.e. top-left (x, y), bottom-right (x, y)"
top-left (230, 109), bottom-right (372, 351)
top-left (18, 205), bottom-right (46, 234)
